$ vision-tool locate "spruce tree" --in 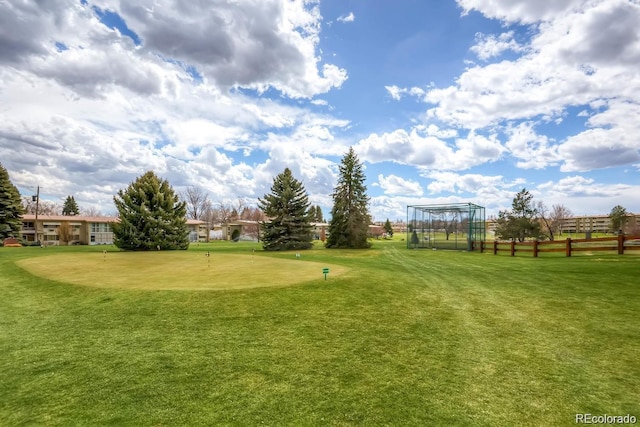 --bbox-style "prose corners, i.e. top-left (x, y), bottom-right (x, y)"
top-left (326, 147), bottom-right (371, 249)
top-left (384, 218), bottom-right (394, 236)
top-left (62, 195), bottom-right (80, 216)
top-left (258, 168), bottom-right (313, 251)
top-left (0, 163), bottom-right (24, 240)
top-left (112, 171), bottom-right (189, 250)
